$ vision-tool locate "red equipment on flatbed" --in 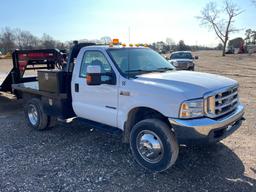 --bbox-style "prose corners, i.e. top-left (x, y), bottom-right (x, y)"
top-left (0, 49), bottom-right (66, 93)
